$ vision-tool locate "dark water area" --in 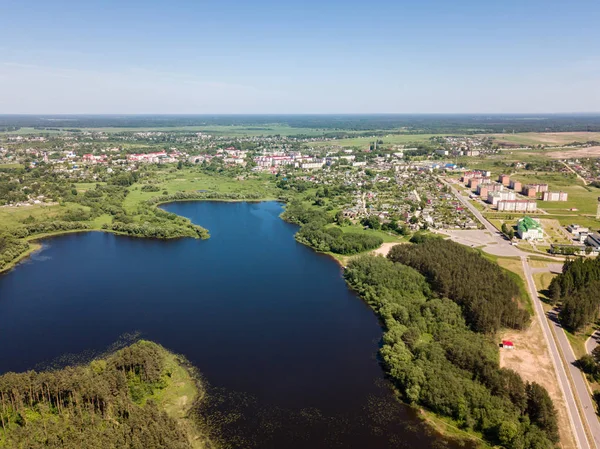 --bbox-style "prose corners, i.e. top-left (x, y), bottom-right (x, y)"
top-left (0, 201), bottom-right (466, 449)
